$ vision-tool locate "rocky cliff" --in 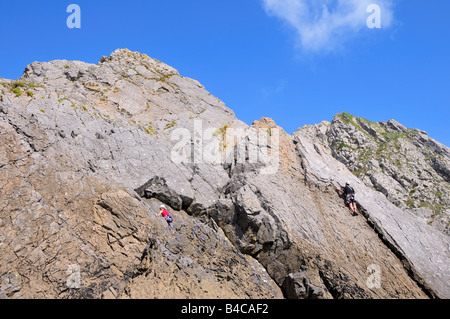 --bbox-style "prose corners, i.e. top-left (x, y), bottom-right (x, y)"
top-left (326, 112), bottom-right (449, 235)
top-left (0, 49), bottom-right (448, 299)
